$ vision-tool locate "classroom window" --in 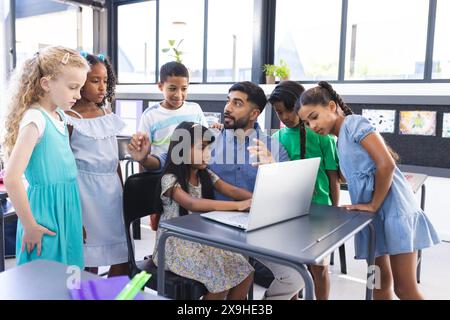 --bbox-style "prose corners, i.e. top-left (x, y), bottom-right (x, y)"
top-left (274, 0), bottom-right (341, 81)
top-left (114, 100), bottom-right (144, 136)
top-left (345, 0), bottom-right (428, 80)
top-left (159, 0), bottom-right (204, 83)
top-left (117, 1), bottom-right (157, 83)
top-left (15, 0), bottom-right (93, 68)
top-left (432, 0), bottom-right (450, 79)
top-left (206, 0), bottom-right (253, 82)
